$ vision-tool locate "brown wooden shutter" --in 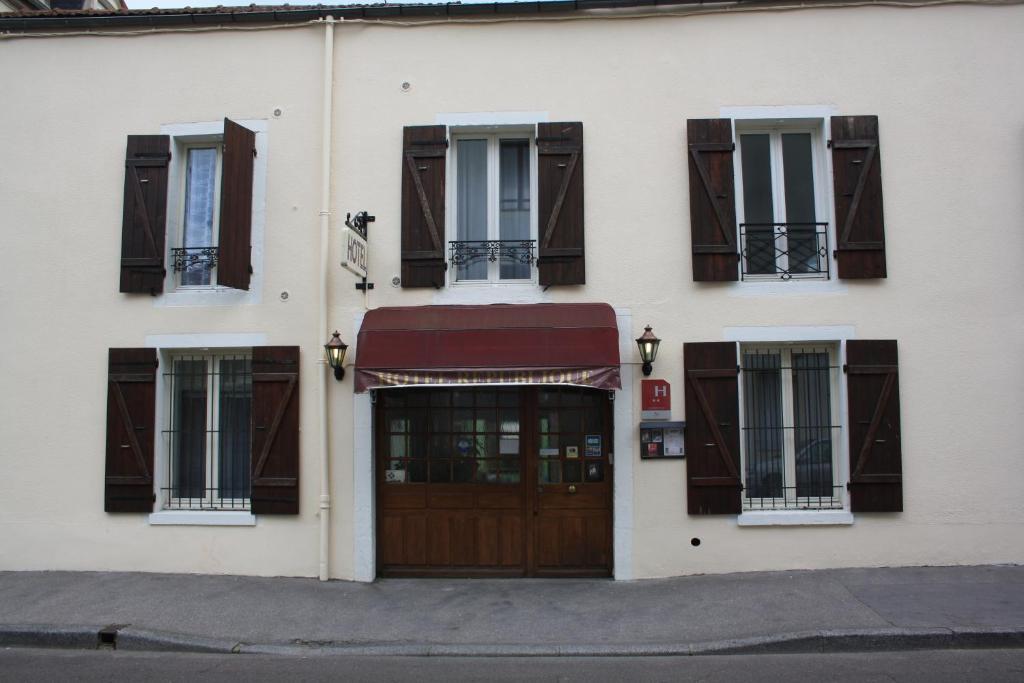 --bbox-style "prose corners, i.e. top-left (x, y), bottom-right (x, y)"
top-left (251, 346), bottom-right (300, 514)
top-left (846, 340), bottom-right (903, 512)
top-left (684, 342), bottom-right (742, 514)
top-left (537, 122), bottom-right (585, 286)
top-left (218, 118), bottom-right (256, 291)
top-left (120, 135), bottom-right (170, 294)
top-left (831, 115), bottom-right (886, 278)
top-left (401, 125), bottom-right (447, 288)
top-left (687, 119), bottom-right (738, 282)
top-left (105, 348), bottom-right (157, 512)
